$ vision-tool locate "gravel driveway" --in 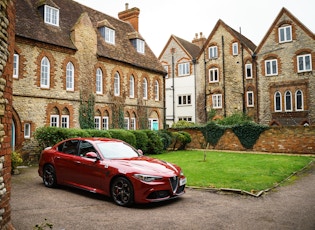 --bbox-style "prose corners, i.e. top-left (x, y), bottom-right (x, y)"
top-left (11, 163), bottom-right (315, 230)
